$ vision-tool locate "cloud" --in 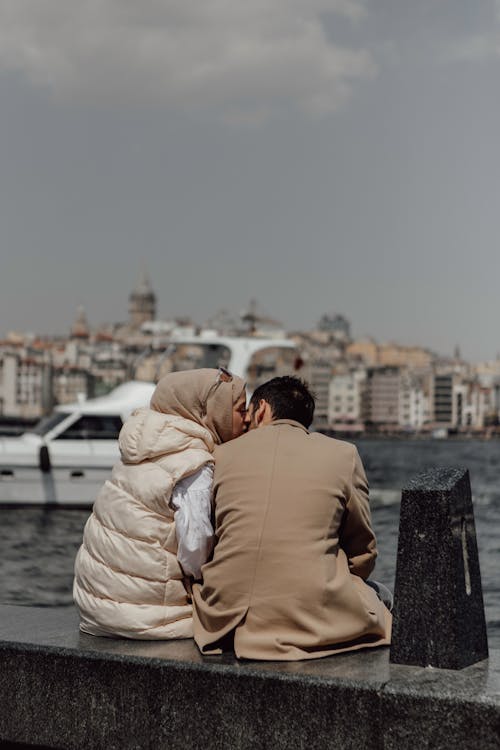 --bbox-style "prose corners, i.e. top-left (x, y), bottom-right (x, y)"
top-left (0, 0), bottom-right (376, 121)
top-left (440, 1), bottom-right (500, 65)
top-left (442, 34), bottom-right (500, 64)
